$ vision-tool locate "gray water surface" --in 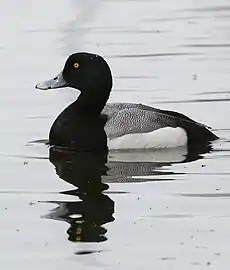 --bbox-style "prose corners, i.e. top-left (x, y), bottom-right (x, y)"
top-left (0, 0), bottom-right (230, 269)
